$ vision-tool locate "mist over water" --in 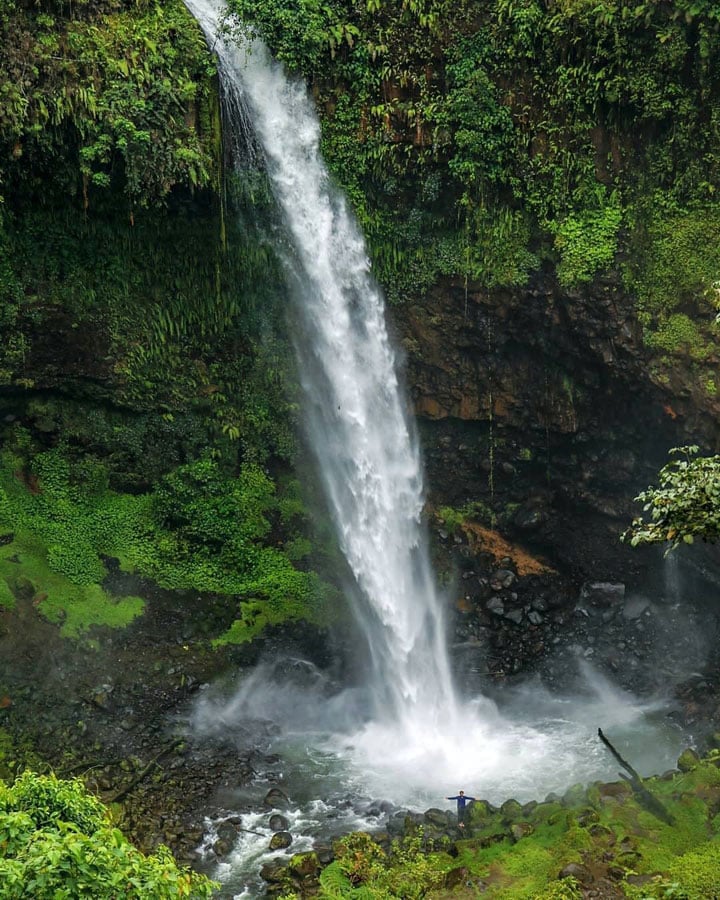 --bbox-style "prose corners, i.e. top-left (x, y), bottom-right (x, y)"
top-left (182, 1), bottom-right (690, 893)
